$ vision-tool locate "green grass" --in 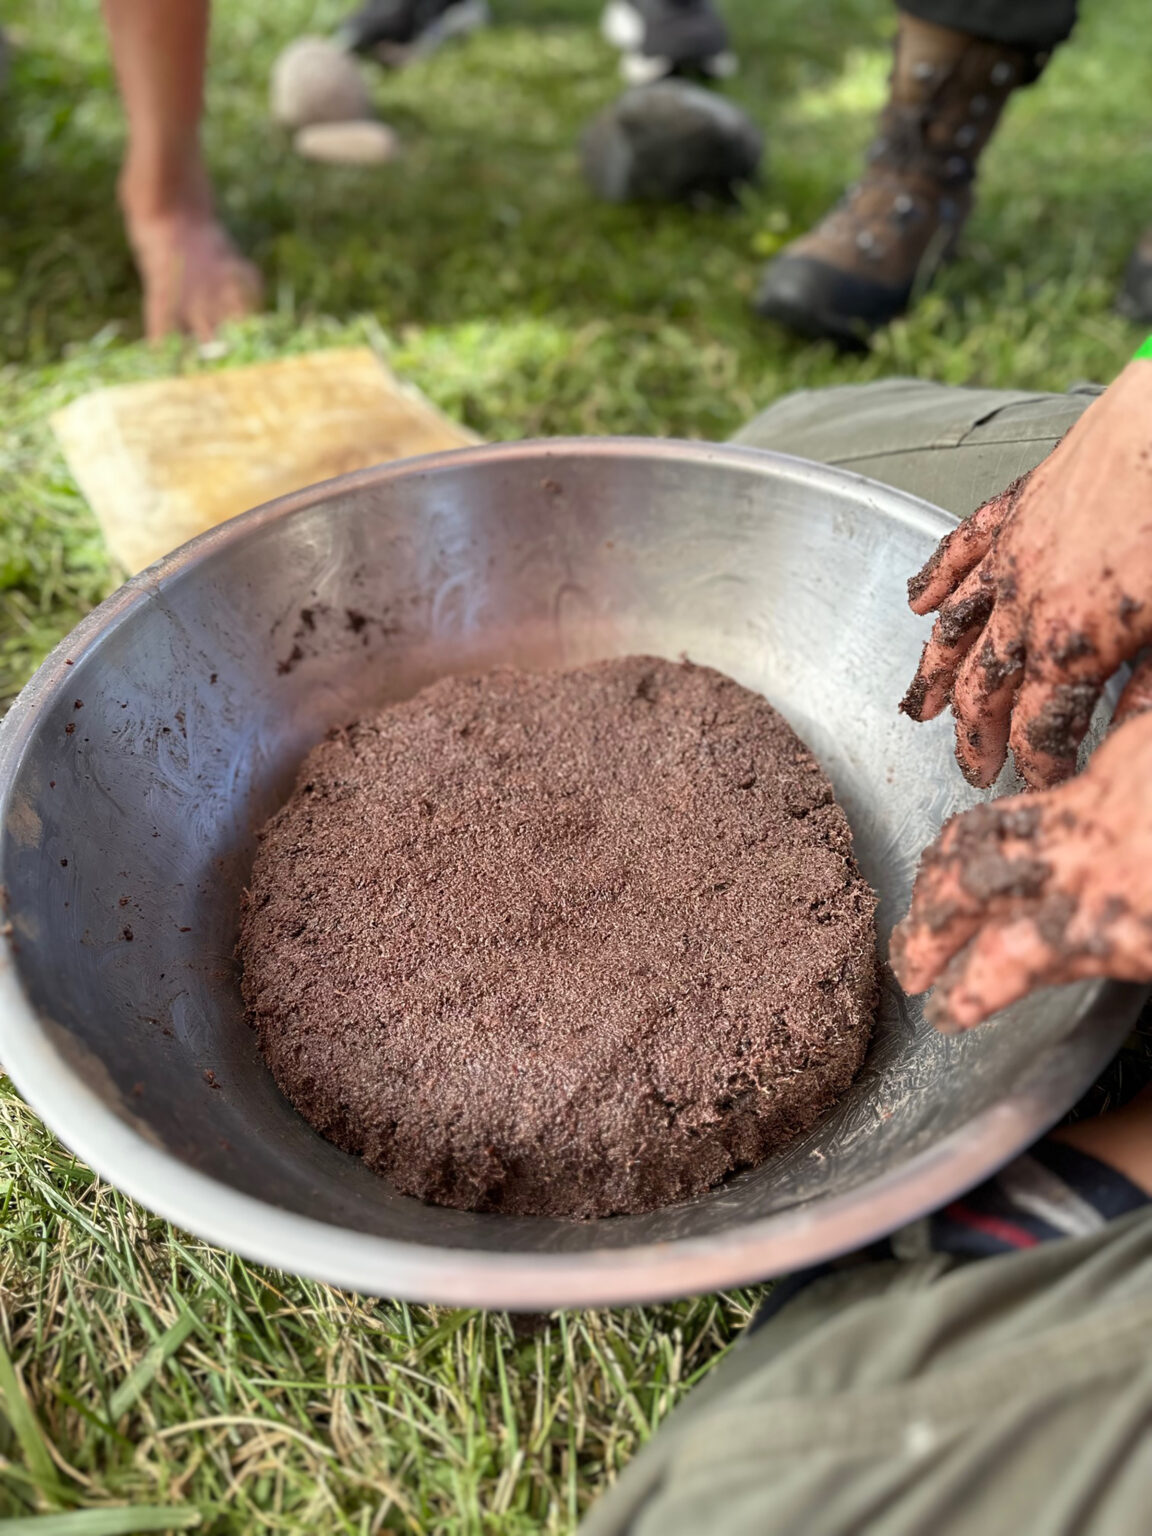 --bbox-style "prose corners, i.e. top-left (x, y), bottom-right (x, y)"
top-left (0, 1084), bottom-right (761, 1532)
top-left (0, 0), bottom-right (1150, 1527)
